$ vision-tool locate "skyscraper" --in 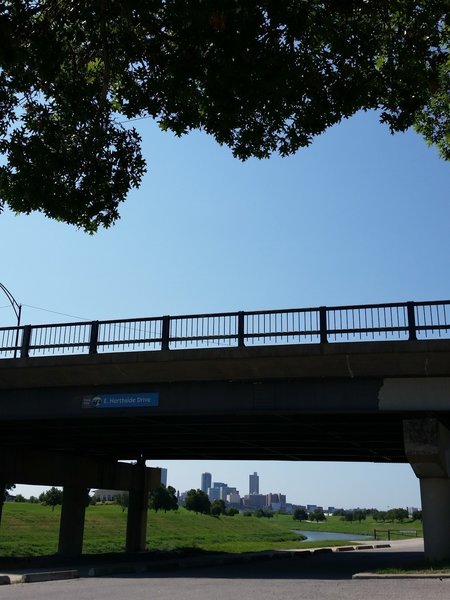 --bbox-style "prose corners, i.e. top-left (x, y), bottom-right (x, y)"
top-left (249, 471), bottom-right (259, 495)
top-left (160, 468), bottom-right (168, 487)
top-left (201, 472), bottom-right (212, 493)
